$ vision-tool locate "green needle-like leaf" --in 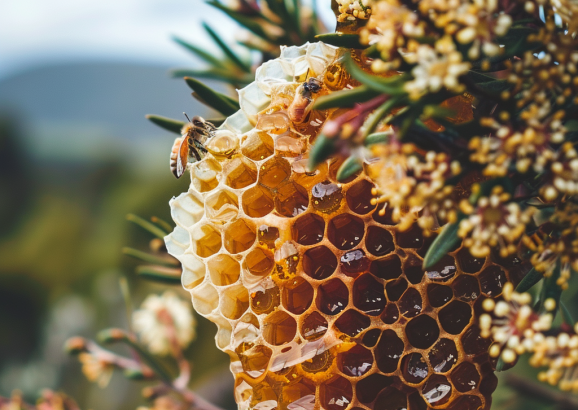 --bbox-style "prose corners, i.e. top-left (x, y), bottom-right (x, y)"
top-left (423, 221), bottom-right (462, 269)
top-left (364, 131), bottom-right (391, 146)
top-left (172, 35), bottom-right (225, 68)
top-left (344, 54), bottom-right (409, 95)
top-left (203, 23), bottom-right (252, 72)
top-left (308, 134), bottom-right (337, 170)
top-left (315, 33), bottom-right (366, 49)
top-left (145, 114), bottom-right (185, 135)
top-left (150, 216), bottom-right (173, 233)
top-left (313, 85), bottom-right (380, 110)
top-left (515, 267), bottom-right (543, 292)
top-left (126, 213), bottom-right (168, 239)
top-left (171, 68), bottom-right (254, 86)
top-left (560, 301), bottom-right (575, 326)
top-left (185, 77), bottom-right (240, 116)
top-left (123, 368), bottom-right (150, 380)
top-left (122, 247), bottom-right (179, 266)
top-left (336, 156), bottom-right (363, 182)
top-left (207, 1), bottom-right (274, 42)
top-left (136, 266), bottom-right (182, 285)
